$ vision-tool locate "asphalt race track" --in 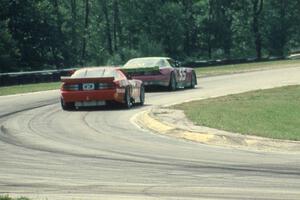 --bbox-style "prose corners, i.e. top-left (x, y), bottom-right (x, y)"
top-left (1, 67), bottom-right (300, 200)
